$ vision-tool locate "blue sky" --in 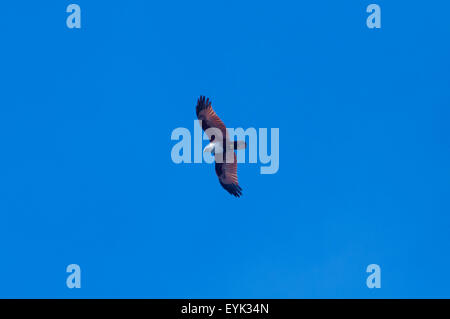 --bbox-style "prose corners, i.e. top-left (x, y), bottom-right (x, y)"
top-left (0, 1), bottom-right (449, 298)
